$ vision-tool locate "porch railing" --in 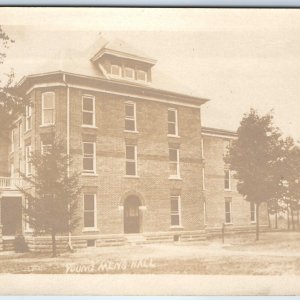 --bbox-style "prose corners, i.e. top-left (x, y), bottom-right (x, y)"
top-left (0, 177), bottom-right (23, 190)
